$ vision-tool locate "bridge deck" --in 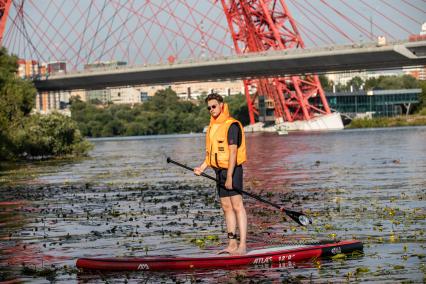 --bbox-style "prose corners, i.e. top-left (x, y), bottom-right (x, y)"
top-left (34, 40), bottom-right (426, 91)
